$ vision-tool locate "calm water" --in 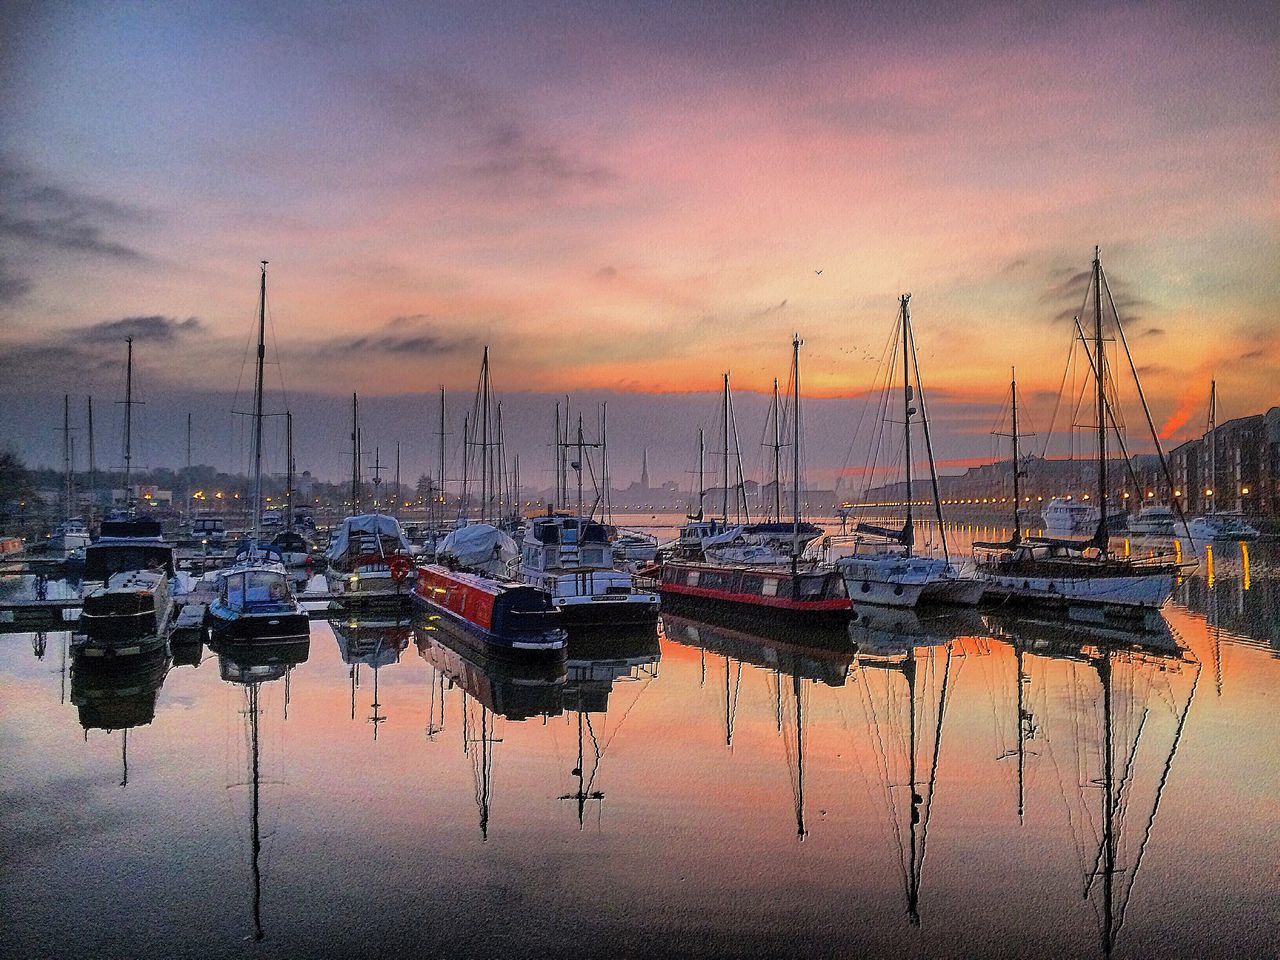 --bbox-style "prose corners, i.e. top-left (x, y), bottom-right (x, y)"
top-left (2, 533), bottom-right (1277, 959)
